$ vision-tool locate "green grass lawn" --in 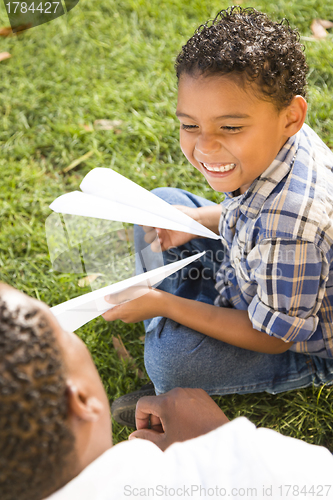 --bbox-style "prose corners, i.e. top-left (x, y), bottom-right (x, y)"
top-left (0, 0), bottom-right (333, 448)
